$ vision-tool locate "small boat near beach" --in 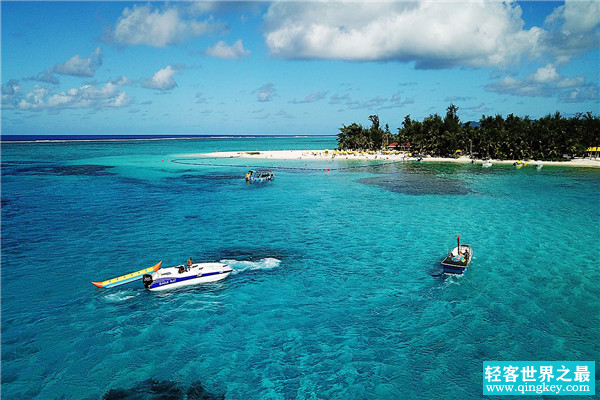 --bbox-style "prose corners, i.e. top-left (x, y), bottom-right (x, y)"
top-left (482, 160), bottom-right (492, 168)
top-left (536, 160), bottom-right (543, 170)
top-left (441, 236), bottom-right (473, 275)
top-left (143, 262), bottom-right (233, 291)
top-left (246, 170), bottom-right (274, 182)
top-left (513, 160), bottom-right (527, 169)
